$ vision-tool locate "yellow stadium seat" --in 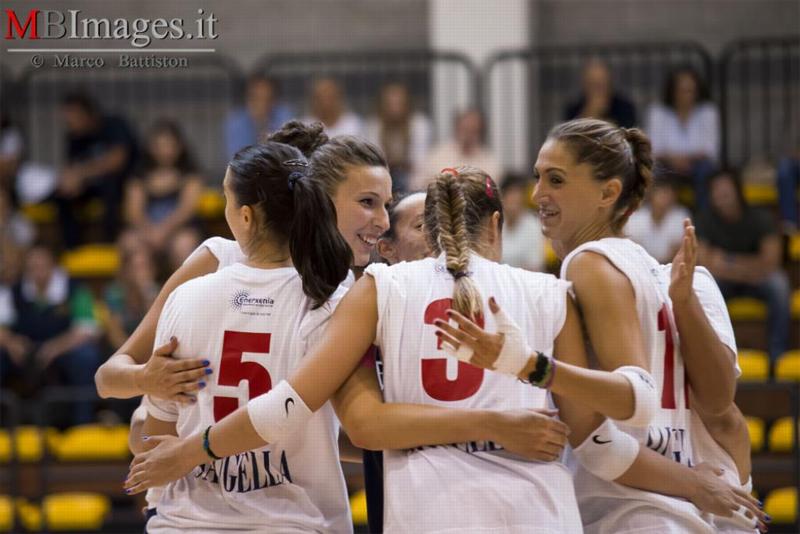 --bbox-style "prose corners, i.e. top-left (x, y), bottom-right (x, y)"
top-left (43, 493), bottom-right (110, 531)
top-left (544, 240), bottom-right (558, 270)
top-left (737, 350), bottom-right (770, 381)
top-left (768, 417), bottom-right (797, 453)
top-left (350, 489), bottom-right (367, 527)
top-left (197, 188), bottom-right (225, 219)
top-left (15, 426), bottom-right (44, 462)
top-left (790, 233), bottom-right (800, 261)
top-left (727, 298), bottom-right (767, 321)
top-left (743, 183), bottom-right (778, 205)
top-left (0, 495), bottom-right (12, 532)
top-left (792, 290), bottom-right (800, 319)
top-left (764, 487), bottom-right (797, 524)
top-left (0, 431), bottom-right (10, 464)
top-left (61, 245), bottom-right (119, 278)
top-left (52, 424), bottom-right (130, 461)
top-left (16, 499), bottom-right (41, 532)
top-left (775, 350), bottom-right (800, 381)
top-left (746, 417), bottom-right (765, 452)
top-left (21, 202), bottom-right (57, 224)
